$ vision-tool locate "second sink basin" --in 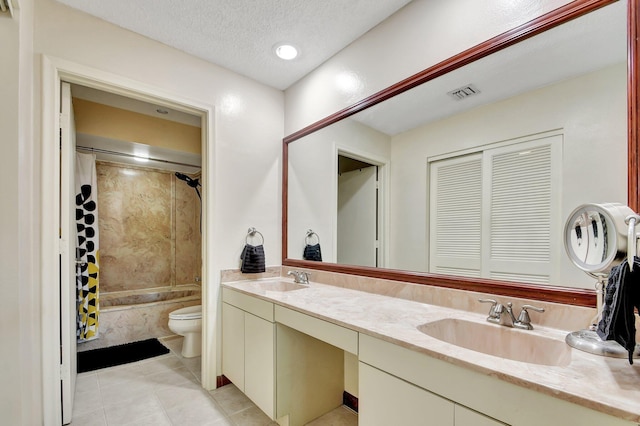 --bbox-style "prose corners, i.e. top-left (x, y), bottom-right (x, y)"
top-left (417, 318), bottom-right (571, 366)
